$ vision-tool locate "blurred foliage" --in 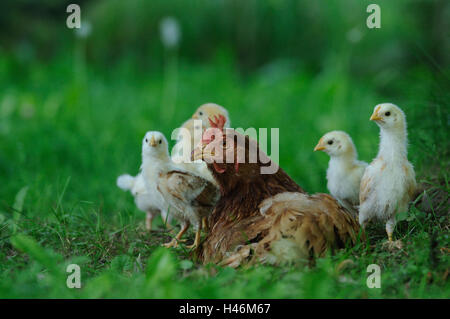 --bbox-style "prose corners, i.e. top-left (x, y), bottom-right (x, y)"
top-left (1, 0), bottom-right (449, 75)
